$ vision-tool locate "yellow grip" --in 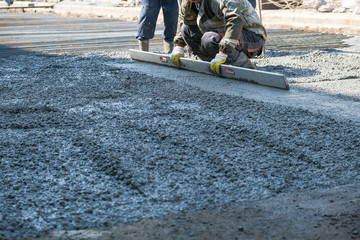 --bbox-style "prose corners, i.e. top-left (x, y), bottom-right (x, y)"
top-left (170, 53), bottom-right (185, 67)
top-left (210, 57), bottom-right (227, 75)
